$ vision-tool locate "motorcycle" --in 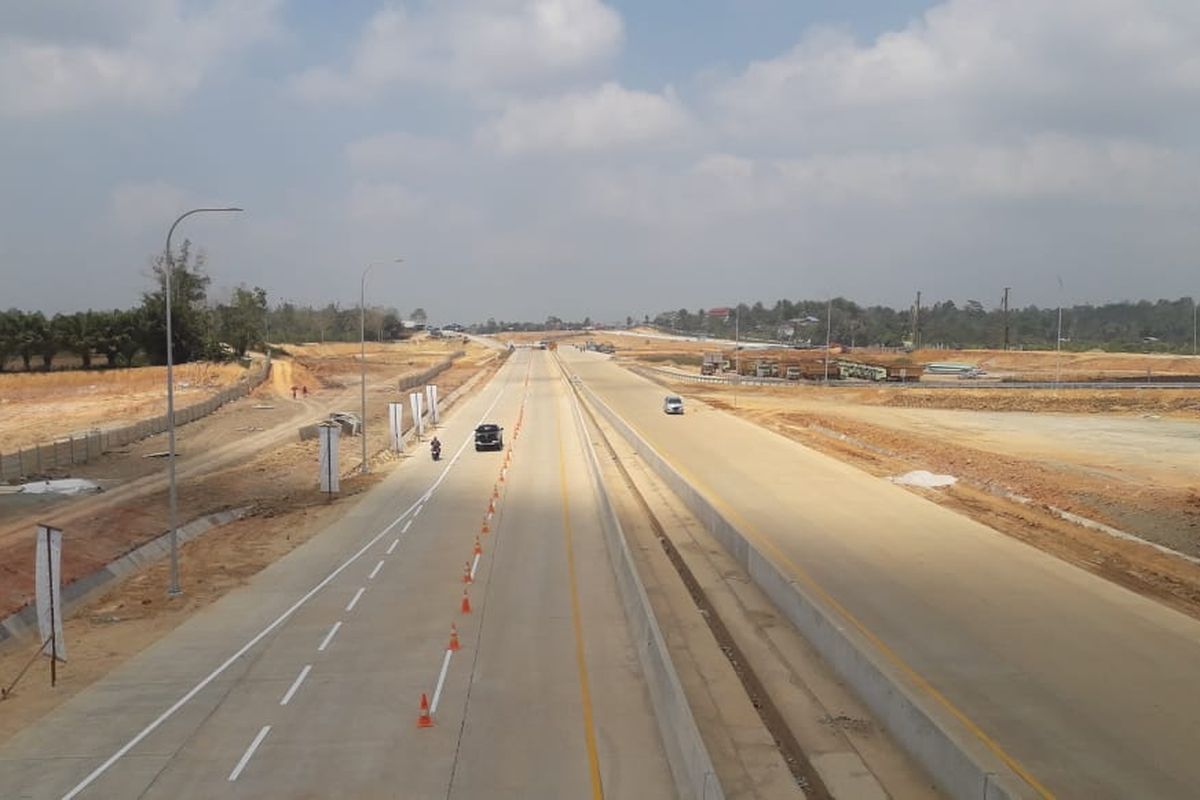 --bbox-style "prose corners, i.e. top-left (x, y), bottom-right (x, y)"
top-left (430, 440), bottom-right (442, 461)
